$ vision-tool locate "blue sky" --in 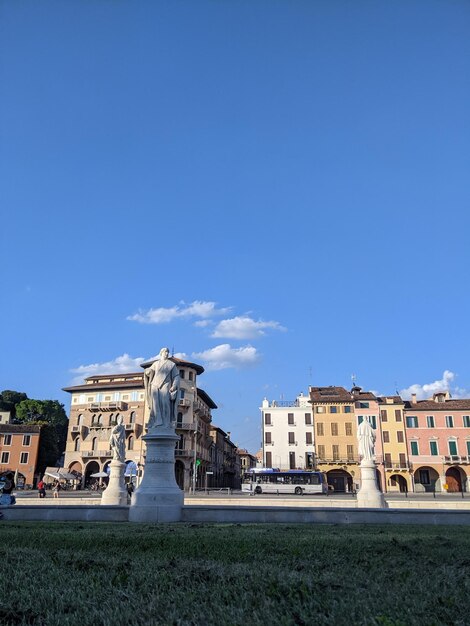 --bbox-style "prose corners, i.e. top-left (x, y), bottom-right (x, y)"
top-left (1, 1), bottom-right (469, 452)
